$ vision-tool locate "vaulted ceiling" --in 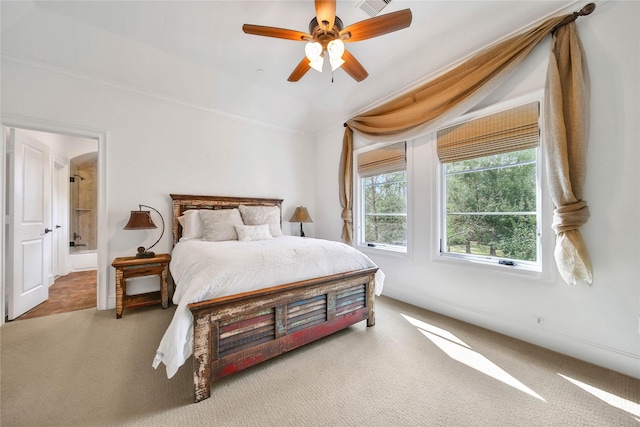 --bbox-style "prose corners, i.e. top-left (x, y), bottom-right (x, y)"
top-left (2, 1), bottom-right (578, 135)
